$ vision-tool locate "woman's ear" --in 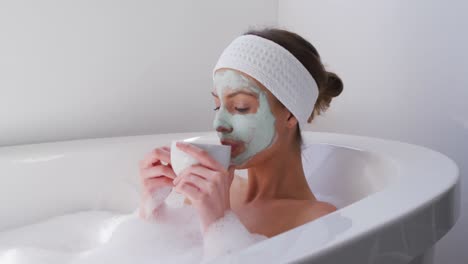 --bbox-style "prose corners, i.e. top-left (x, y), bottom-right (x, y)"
top-left (286, 112), bottom-right (298, 128)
